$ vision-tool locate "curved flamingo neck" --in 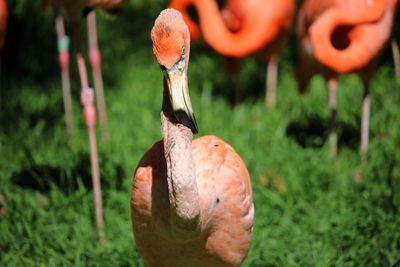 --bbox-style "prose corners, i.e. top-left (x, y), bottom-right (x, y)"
top-left (310, 0), bottom-right (390, 73)
top-left (177, 0), bottom-right (285, 57)
top-left (161, 81), bottom-right (200, 238)
top-left (169, 0), bottom-right (202, 40)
